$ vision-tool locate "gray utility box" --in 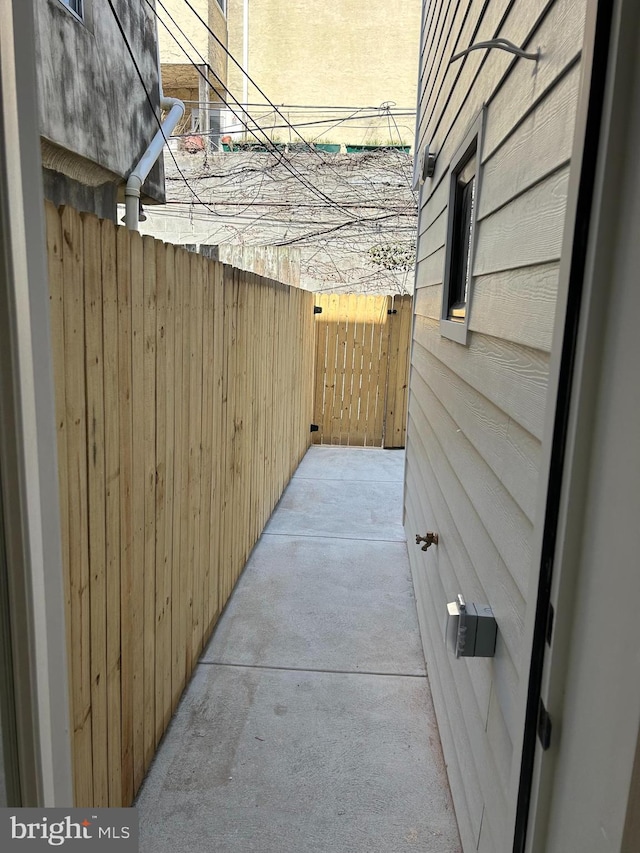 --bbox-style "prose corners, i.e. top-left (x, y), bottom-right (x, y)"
top-left (446, 595), bottom-right (497, 658)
